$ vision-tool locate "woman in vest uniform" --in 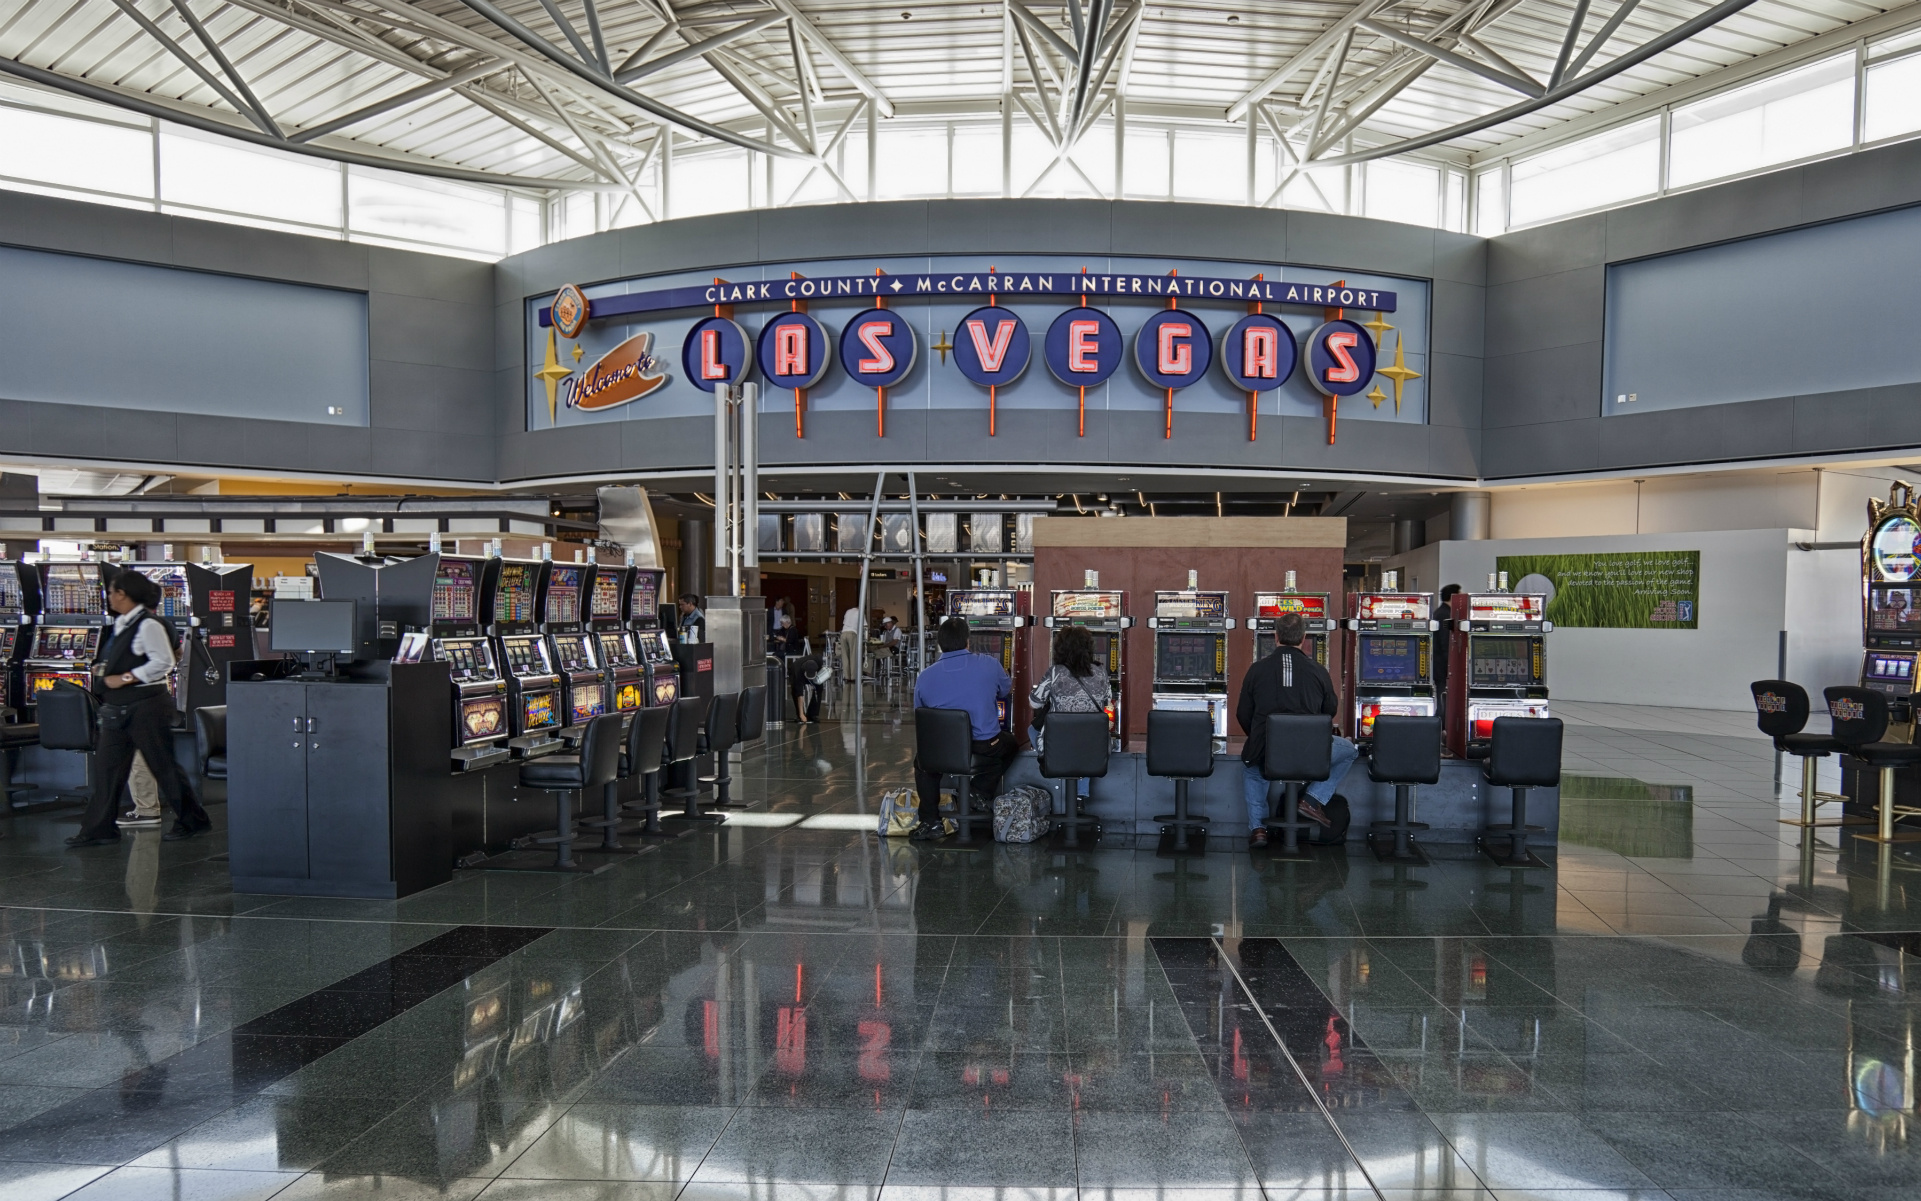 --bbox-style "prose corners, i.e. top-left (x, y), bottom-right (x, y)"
top-left (66, 570), bottom-right (212, 847)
